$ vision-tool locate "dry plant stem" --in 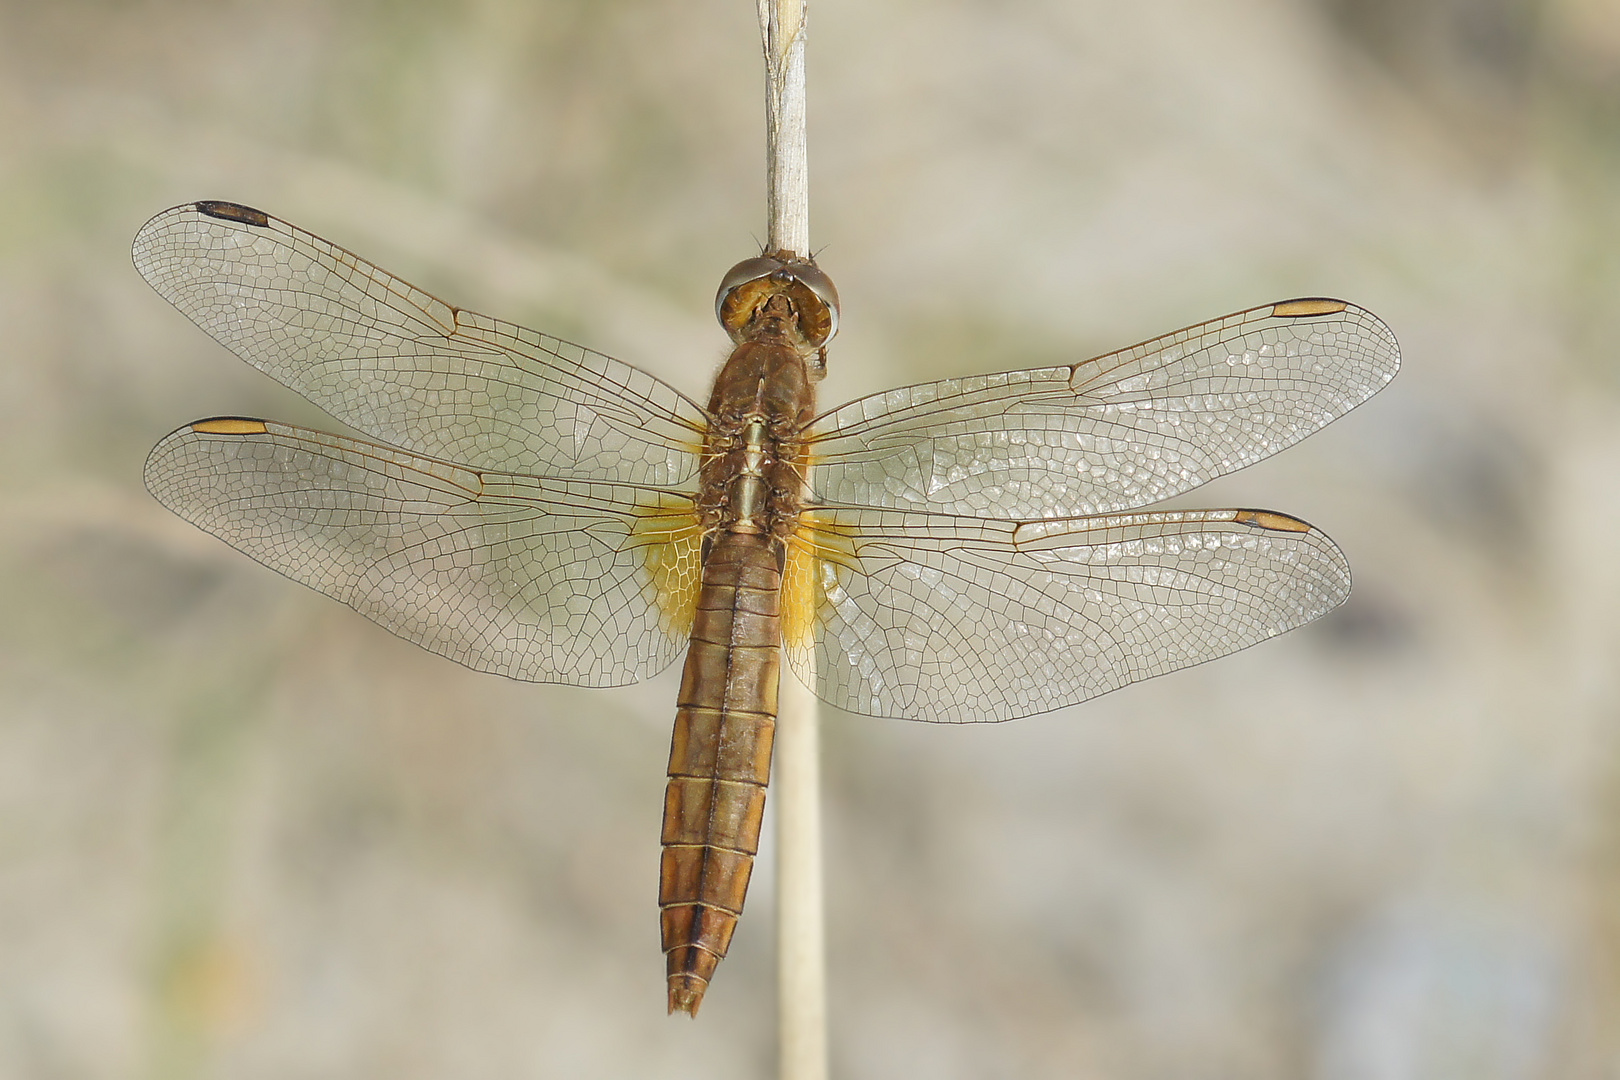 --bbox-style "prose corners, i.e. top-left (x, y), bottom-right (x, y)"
top-left (759, 0), bottom-right (811, 257)
top-left (775, 667), bottom-right (826, 1080)
top-left (757, 1), bottom-right (826, 1078)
